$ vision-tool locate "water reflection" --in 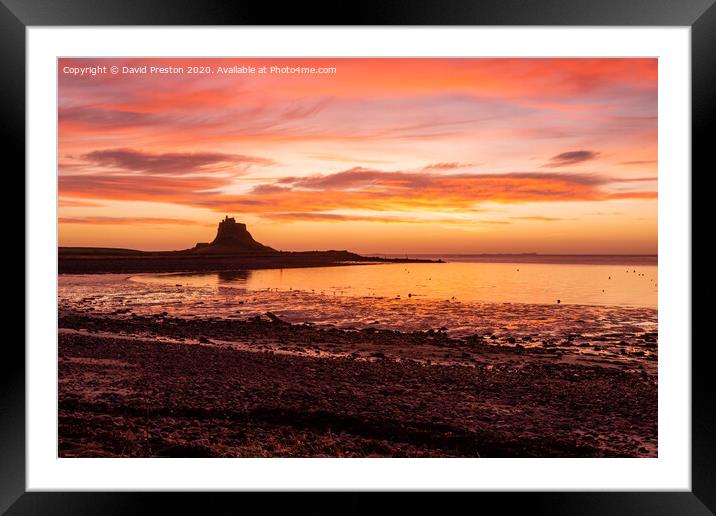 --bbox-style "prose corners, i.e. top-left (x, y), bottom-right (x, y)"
top-left (59, 270), bottom-right (658, 364)
top-left (147, 262), bottom-right (658, 308)
top-left (217, 270), bottom-right (251, 285)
